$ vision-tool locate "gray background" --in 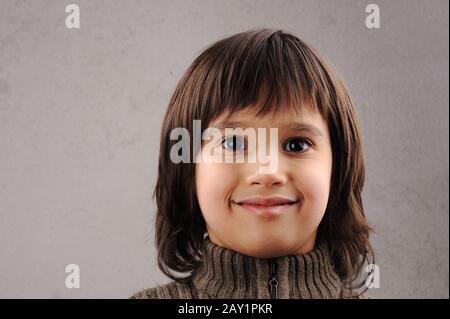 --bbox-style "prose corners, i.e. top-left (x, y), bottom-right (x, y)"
top-left (0, 0), bottom-right (448, 299)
